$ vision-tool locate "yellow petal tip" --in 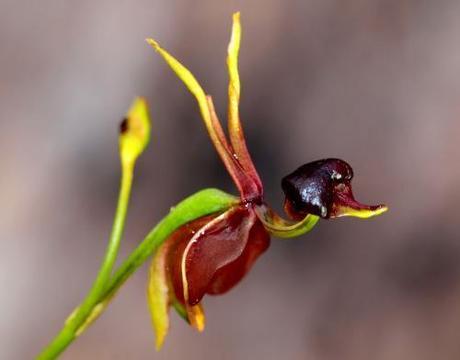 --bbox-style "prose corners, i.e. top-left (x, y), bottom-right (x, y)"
top-left (146, 38), bottom-right (160, 50)
top-left (372, 205), bottom-right (389, 216)
top-left (155, 336), bottom-right (166, 351)
top-left (187, 304), bottom-right (206, 332)
top-left (119, 97), bottom-right (151, 166)
top-left (338, 204), bottom-right (389, 219)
